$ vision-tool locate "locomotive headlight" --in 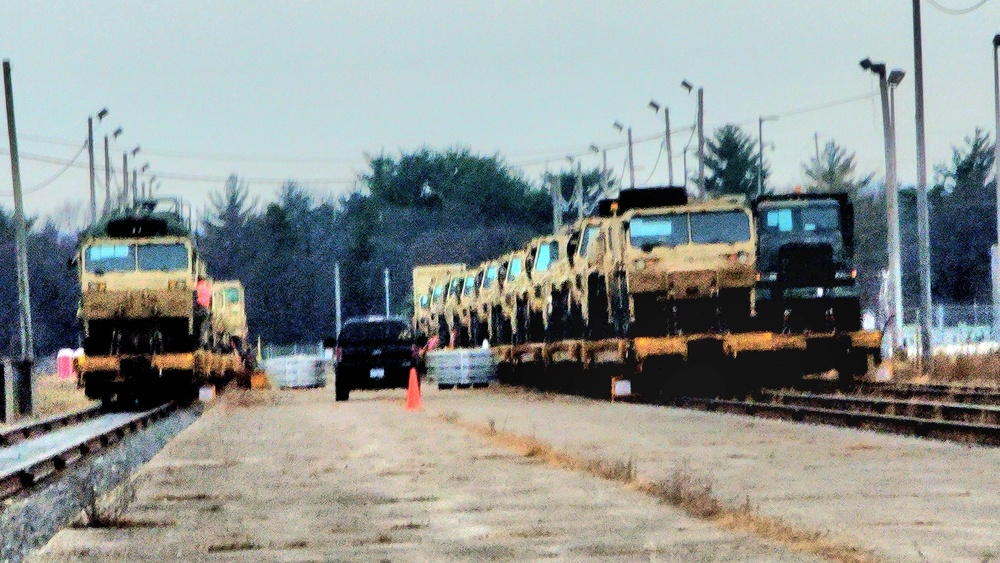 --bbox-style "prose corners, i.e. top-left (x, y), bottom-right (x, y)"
top-left (737, 251), bottom-right (750, 264)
